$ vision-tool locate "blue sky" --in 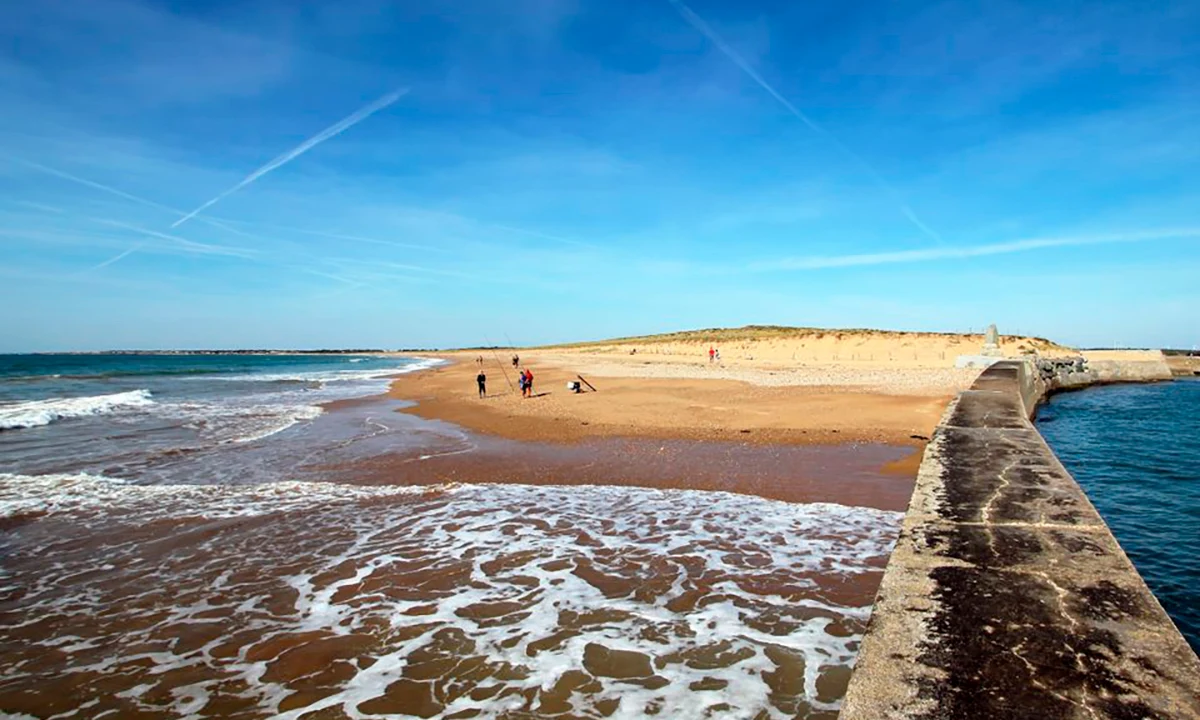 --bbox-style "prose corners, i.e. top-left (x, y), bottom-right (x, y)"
top-left (1, 0), bottom-right (1198, 351)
